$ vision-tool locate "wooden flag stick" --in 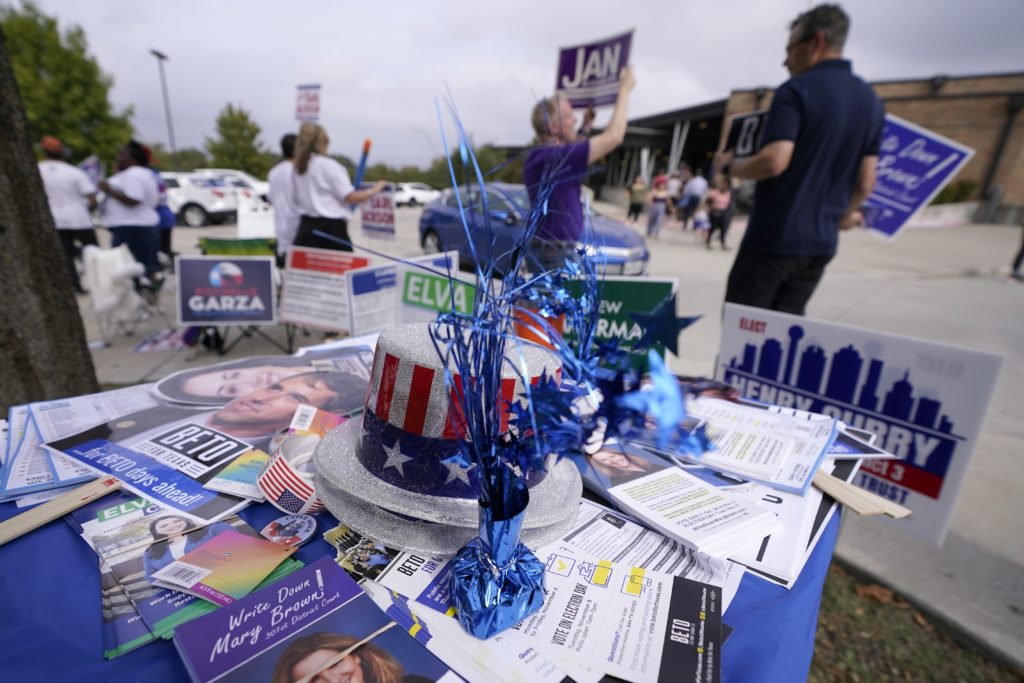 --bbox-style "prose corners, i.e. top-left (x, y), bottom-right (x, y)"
top-left (0, 477), bottom-right (122, 546)
top-left (813, 470), bottom-right (912, 519)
